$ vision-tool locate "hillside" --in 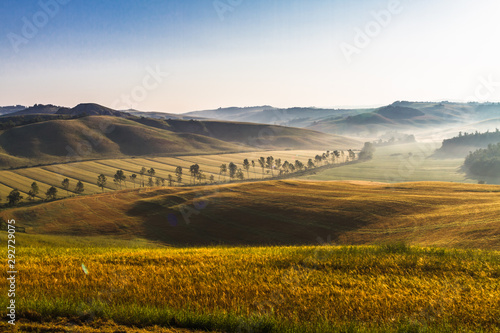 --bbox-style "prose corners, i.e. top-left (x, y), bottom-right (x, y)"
top-left (56, 103), bottom-right (129, 117)
top-left (131, 117), bottom-right (359, 150)
top-left (0, 115), bottom-right (359, 169)
top-left (0, 116), bottom-right (245, 168)
top-left (2, 181), bottom-right (499, 249)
